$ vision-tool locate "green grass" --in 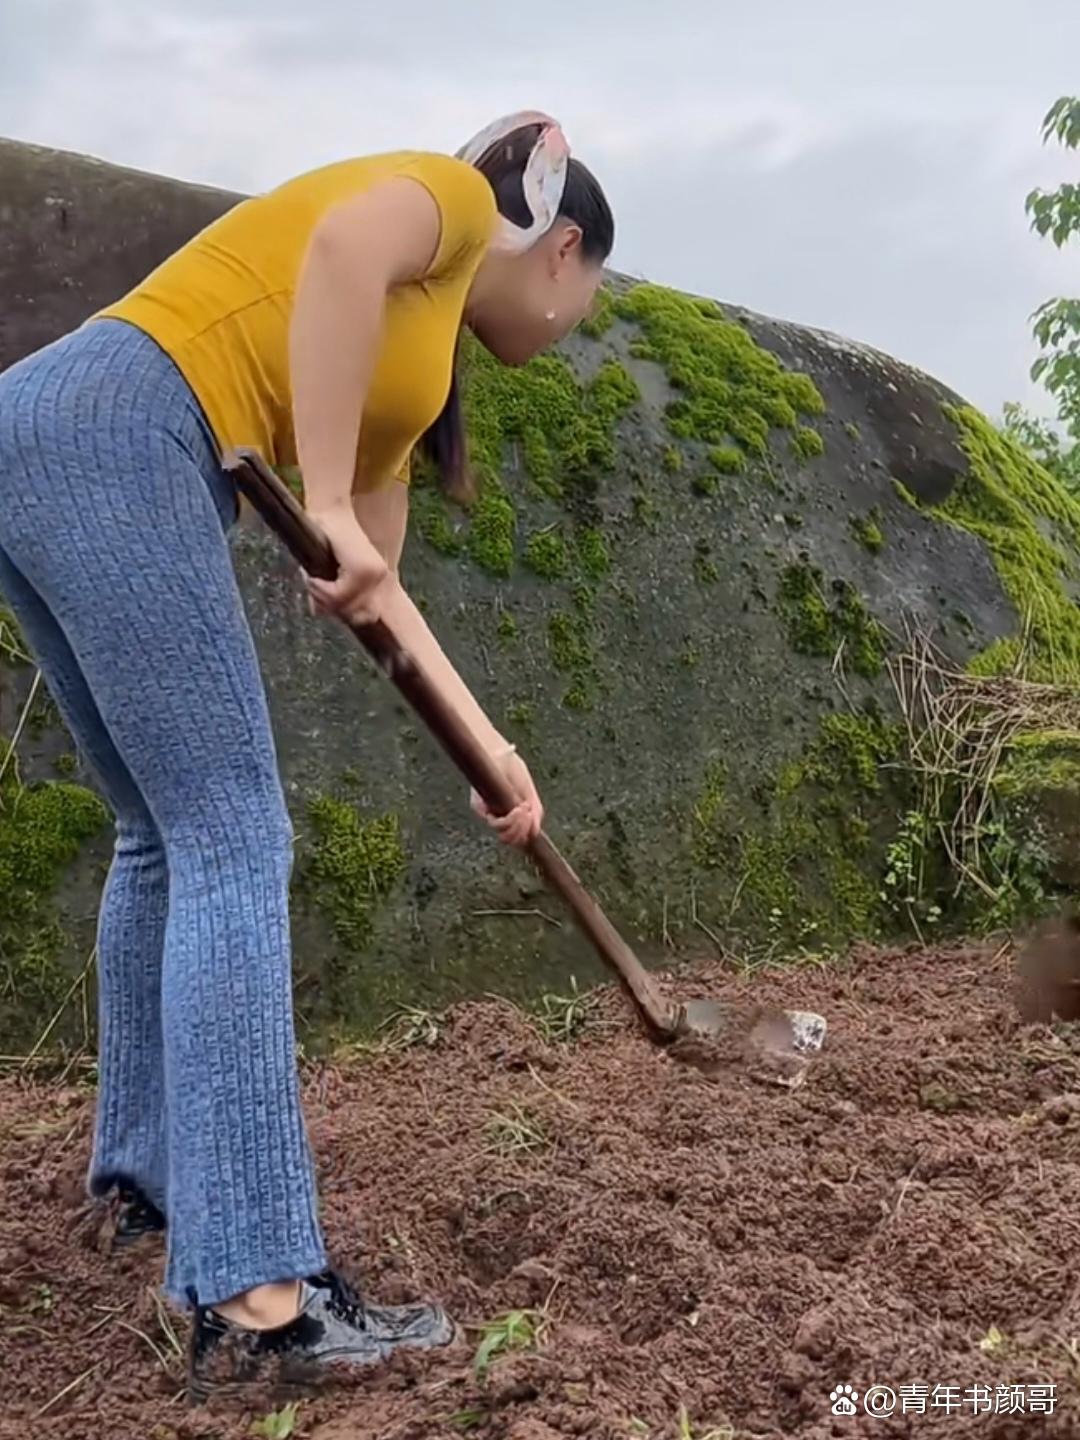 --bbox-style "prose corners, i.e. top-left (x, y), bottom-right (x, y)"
top-left (250, 1404), bottom-right (301, 1439)
top-left (472, 1308), bottom-right (543, 1381)
top-left (531, 981), bottom-right (597, 1043)
top-left (483, 1102), bottom-right (547, 1157)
